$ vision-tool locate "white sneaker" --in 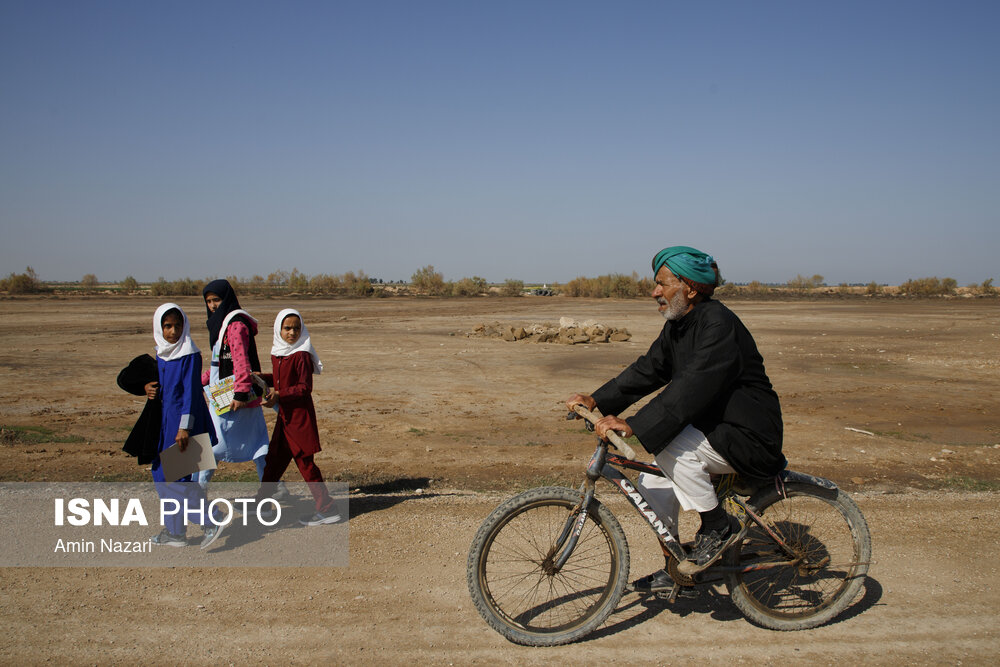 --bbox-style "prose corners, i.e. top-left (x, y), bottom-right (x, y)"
top-left (299, 512), bottom-right (341, 526)
top-left (200, 517), bottom-right (229, 549)
top-left (150, 529), bottom-right (187, 547)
